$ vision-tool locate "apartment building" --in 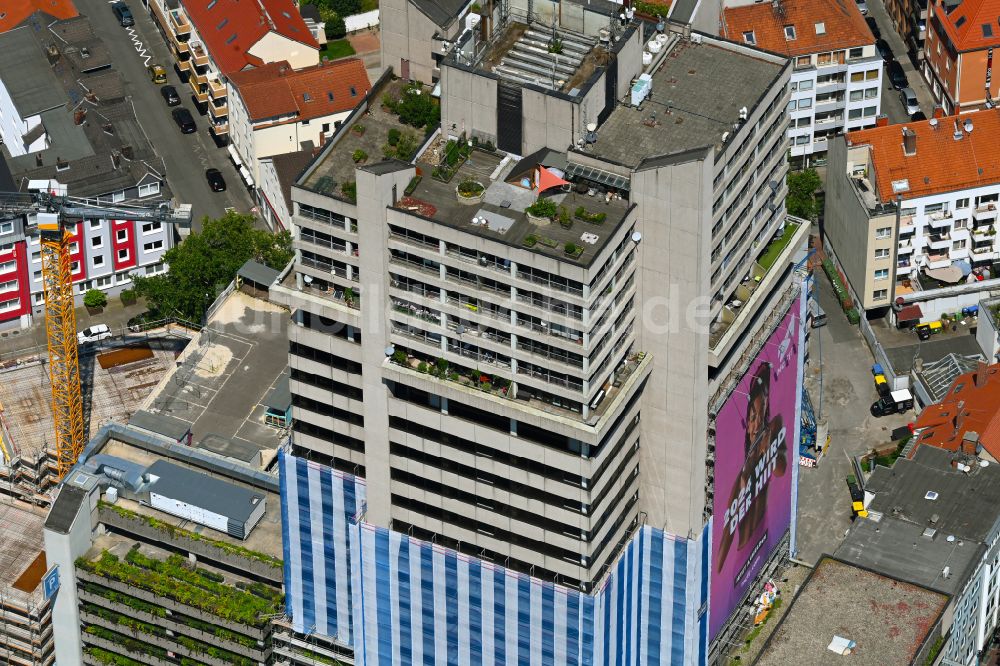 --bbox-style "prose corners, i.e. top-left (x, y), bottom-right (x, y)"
top-left (0, 502), bottom-right (54, 666)
top-left (884, 0), bottom-right (929, 61)
top-left (275, 24), bottom-right (807, 662)
top-left (824, 109), bottom-right (1000, 313)
top-left (227, 58), bottom-right (371, 194)
top-left (0, 16), bottom-right (175, 328)
top-left (836, 444), bottom-right (1000, 666)
top-left (146, 0), bottom-right (320, 143)
top-left (722, 0), bottom-right (881, 163)
top-left (923, 0), bottom-right (1000, 114)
